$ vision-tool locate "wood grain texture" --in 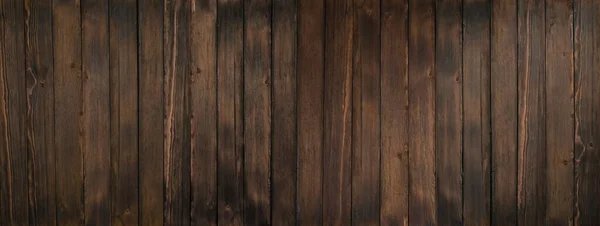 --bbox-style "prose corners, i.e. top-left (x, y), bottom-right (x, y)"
top-left (323, 0), bottom-right (353, 224)
top-left (517, 0), bottom-right (546, 224)
top-left (243, 0), bottom-right (272, 224)
top-left (272, 0), bottom-right (297, 224)
top-left (217, 0), bottom-right (244, 225)
top-left (297, 0), bottom-right (324, 224)
top-left (53, 0), bottom-right (84, 225)
top-left (408, 0), bottom-right (436, 225)
top-left (25, 0), bottom-right (56, 224)
top-left (435, 0), bottom-right (462, 224)
top-left (491, 0), bottom-right (518, 224)
top-left (380, 0), bottom-right (409, 224)
top-left (138, 0), bottom-right (164, 225)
